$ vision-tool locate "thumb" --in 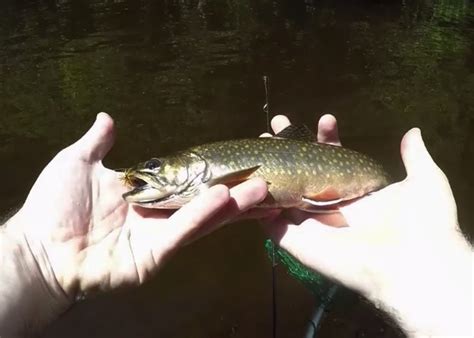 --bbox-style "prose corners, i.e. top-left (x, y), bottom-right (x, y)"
top-left (317, 114), bottom-right (341, 146)
top-left (72, 112), bottom-right (116, 162)
top-left (271, 115), bottom-right (291, 134)
top-left (401, 128), bottom-right (458, 222)
top-left (400, 128), bottom-right (439, 179)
